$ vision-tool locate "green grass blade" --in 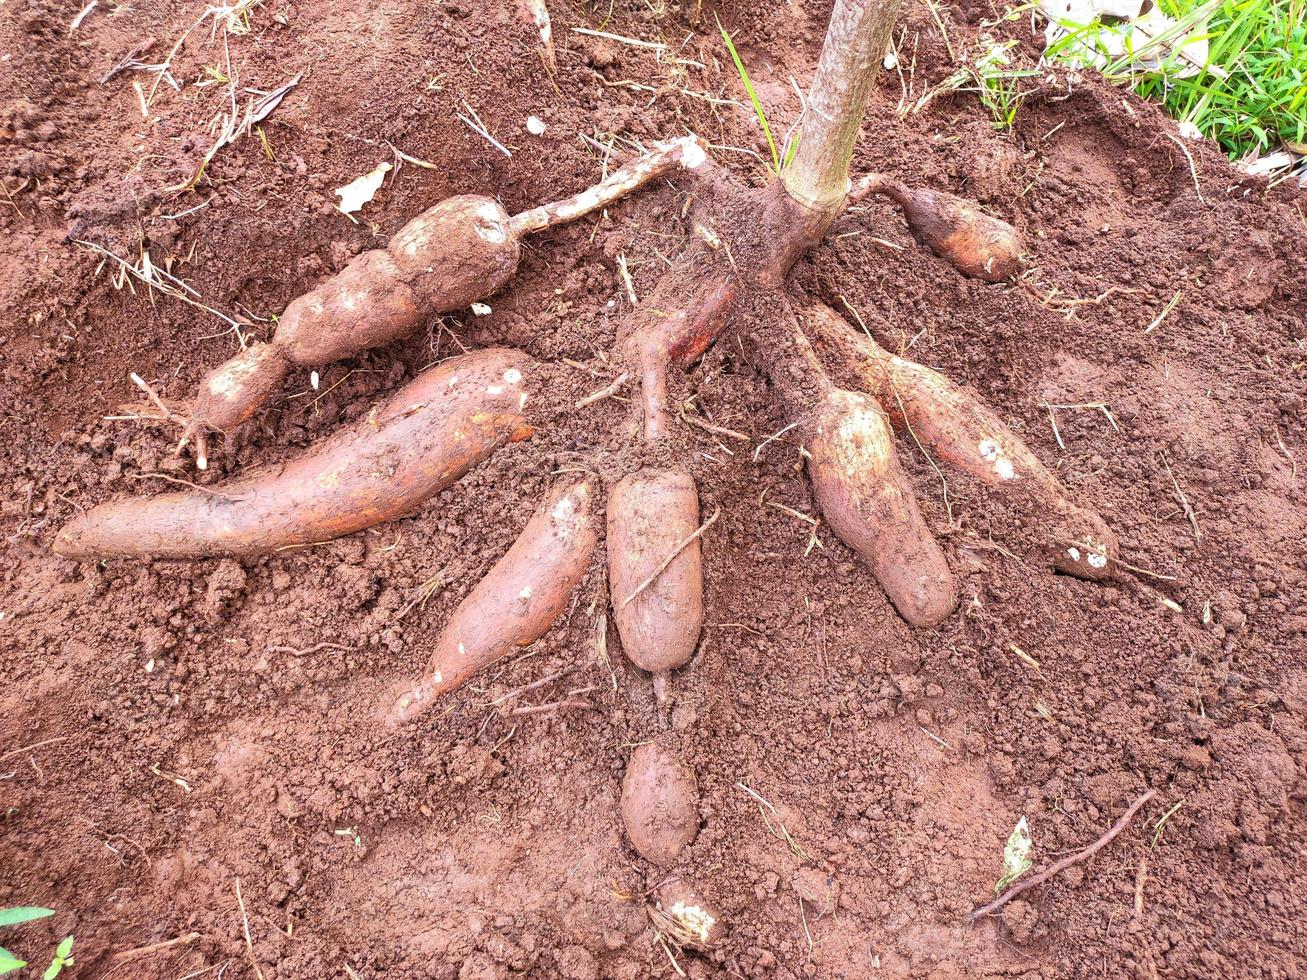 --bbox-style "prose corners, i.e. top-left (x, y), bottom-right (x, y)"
top-left (0, 948), bottom-right (26, 977)
top-left (718, 21), bottom-right (779, 172)
top-left (0, 909), bottom-right (55, 928)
